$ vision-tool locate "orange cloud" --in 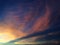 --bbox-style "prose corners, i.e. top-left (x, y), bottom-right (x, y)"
top-left (28, 6), bottom-right (51, 34)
